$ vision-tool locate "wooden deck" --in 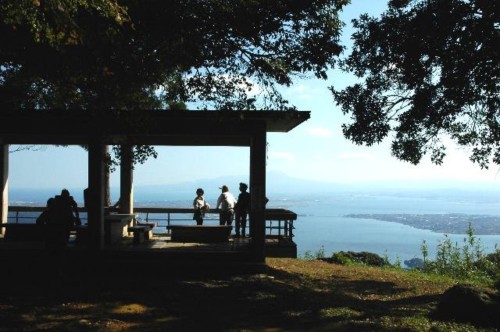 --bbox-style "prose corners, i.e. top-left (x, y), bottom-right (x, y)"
top-left (2, 207), bottom-right (299, 261)
top-left (0, 231), bottom-right (297, 261)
